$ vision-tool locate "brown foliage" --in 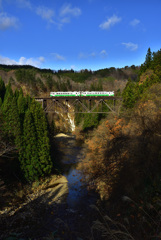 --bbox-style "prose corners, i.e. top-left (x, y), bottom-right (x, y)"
top-left (79, 83), bottom-right (161, 201)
